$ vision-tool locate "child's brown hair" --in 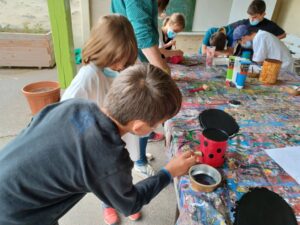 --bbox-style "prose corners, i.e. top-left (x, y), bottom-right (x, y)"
top-left (209, 27), bottom-right (227, 51)
top-left (82, 14), bottom-right (138, 68)
top-left (247, 0), bottom-right (266, 15)
top-left (104, 64), bottom-right (182, 126)
top-left (163, 13), bottom-right (185, 31)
